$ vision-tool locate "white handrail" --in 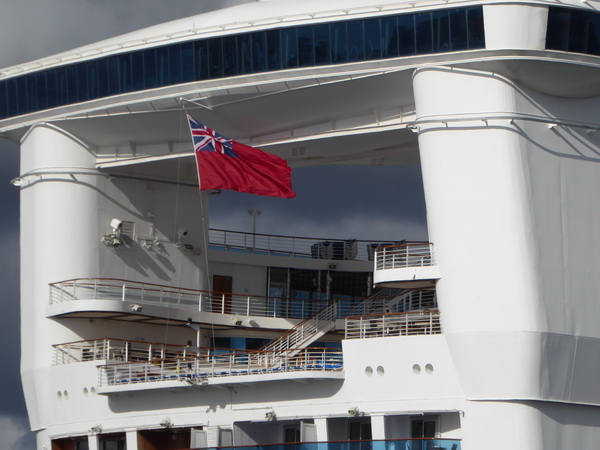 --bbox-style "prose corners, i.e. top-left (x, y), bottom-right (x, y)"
top-left (345, 310), bottom-right (442, 339)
